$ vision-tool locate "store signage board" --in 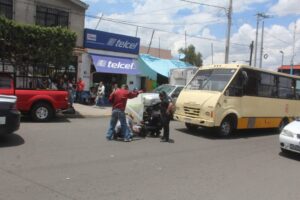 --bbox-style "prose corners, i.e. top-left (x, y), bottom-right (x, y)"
top-left (91, 54), bottom-right (140, 75)
top-left (84, 29), bottom-right (140, 55)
